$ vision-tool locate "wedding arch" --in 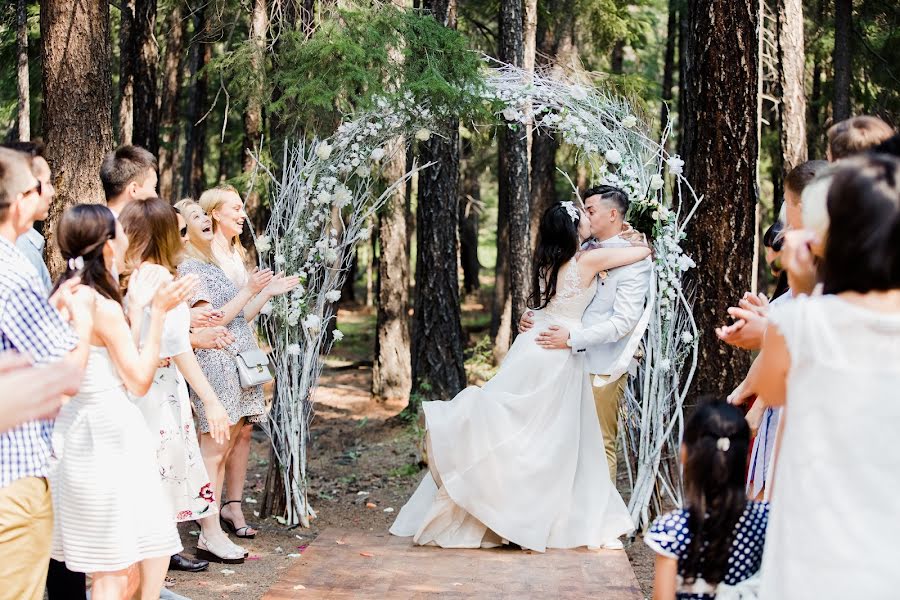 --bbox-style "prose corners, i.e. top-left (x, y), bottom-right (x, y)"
top-left (253, 60), bottom-right (701, 531)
